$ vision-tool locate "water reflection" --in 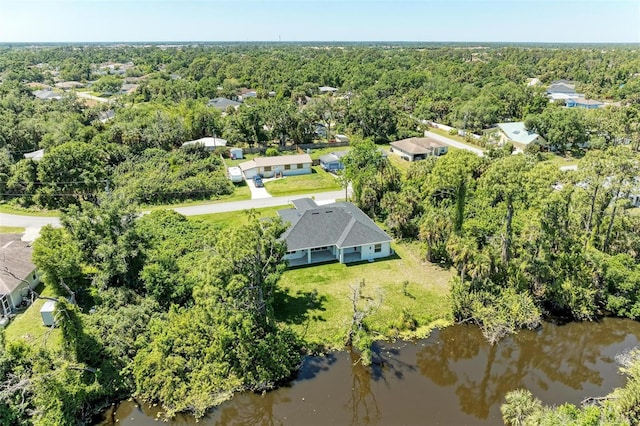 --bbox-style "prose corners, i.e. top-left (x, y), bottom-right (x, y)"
top-left (417, 320), bottom-right (635, 420)
top-left (100, 318), bottom-right (640, 426)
